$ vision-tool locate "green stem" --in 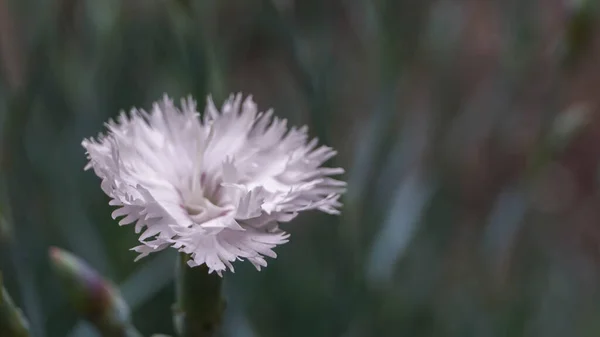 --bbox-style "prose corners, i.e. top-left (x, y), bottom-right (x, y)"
top-left (174, 254), bottom-right (225, 337)
top-left (0, 274), bottom-right (30, 337)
